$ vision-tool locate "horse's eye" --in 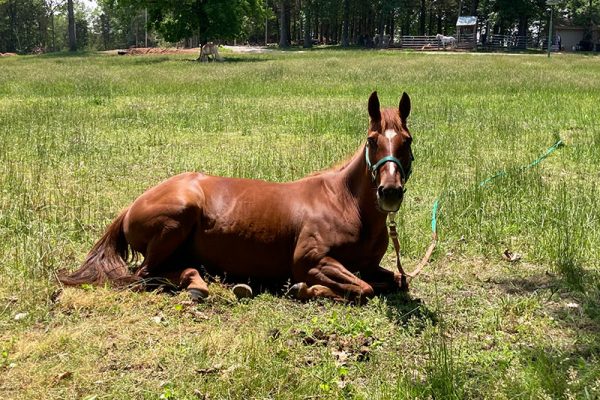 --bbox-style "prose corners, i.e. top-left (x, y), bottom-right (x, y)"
top-left (367, 137), bottom-right (377, 147)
